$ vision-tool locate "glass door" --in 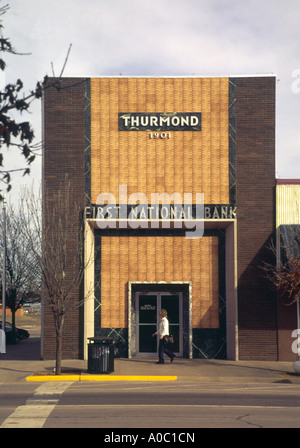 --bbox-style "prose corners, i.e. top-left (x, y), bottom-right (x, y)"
top-left (161, 295), bottom-right (180, 354)
top-left (136, 292), bottom-right (182, 356)
top-left (138, 295), bottom-right (158, 353)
